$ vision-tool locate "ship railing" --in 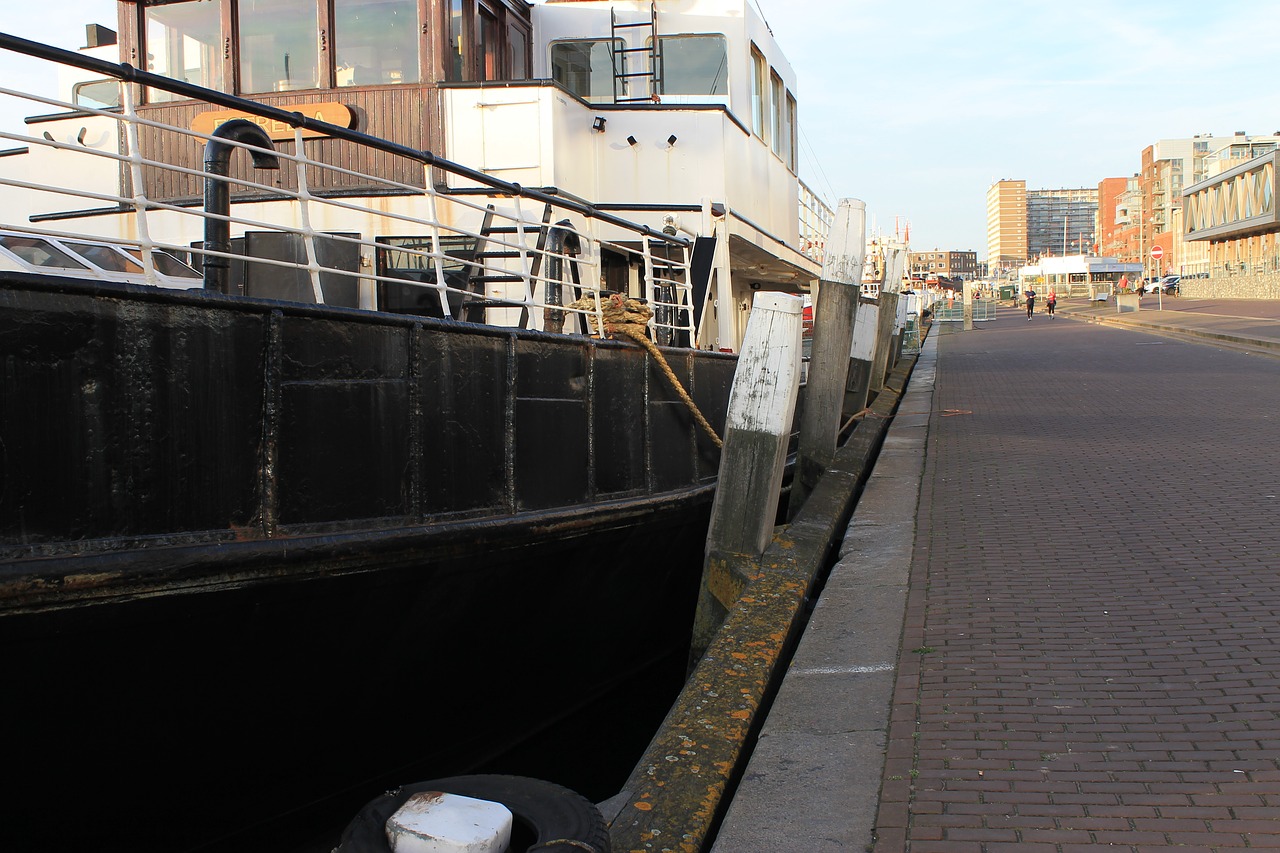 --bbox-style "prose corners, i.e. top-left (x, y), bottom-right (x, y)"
top-left (0, 32), bottom-right (698, 347)
top-left (797, 178), bottom-right (834, 265)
